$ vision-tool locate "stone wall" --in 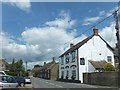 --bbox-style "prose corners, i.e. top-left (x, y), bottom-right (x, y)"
top-left (83, 72), bottom-right (118, 86)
